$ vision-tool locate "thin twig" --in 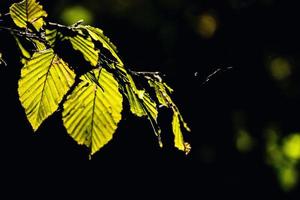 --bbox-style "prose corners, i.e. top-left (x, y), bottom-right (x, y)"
top-left (48, 20), bottom-right (84, 29)
top-left (0, 57), bottom-right (7, 66)
top-left (0, 26), bottom-right (46, 43)
top-left (130, 70), bottom-right (164, 82)
top-left (199, 66), bottom-right (233, 86)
